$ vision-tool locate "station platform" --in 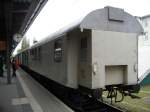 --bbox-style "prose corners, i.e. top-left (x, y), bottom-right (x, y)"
top-left (0, 68), bottom-right (73, 112)
top-left (0, 70), bottom-right (32, 112)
